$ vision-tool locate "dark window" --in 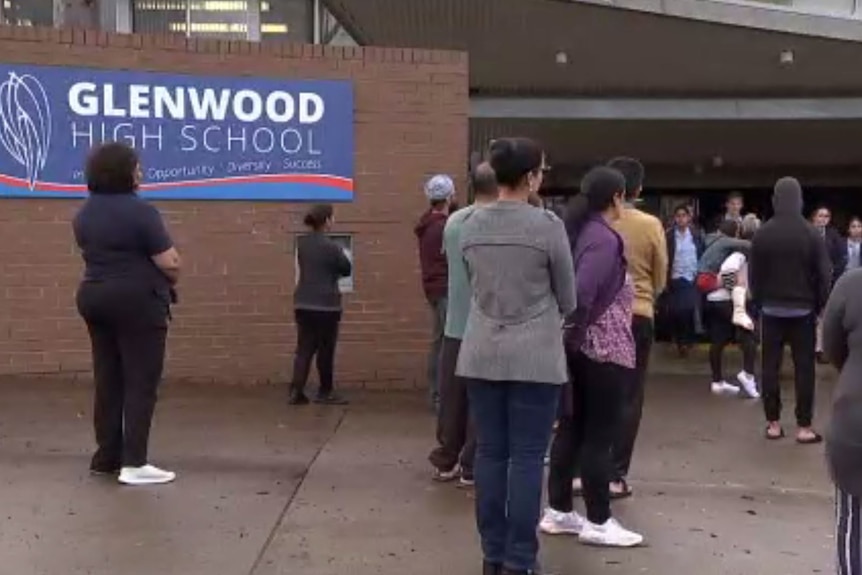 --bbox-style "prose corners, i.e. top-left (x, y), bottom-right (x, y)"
top-left (261, 0), bottom-right (311, 42)
top-left (2, 0), bottom-right (54, 26)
